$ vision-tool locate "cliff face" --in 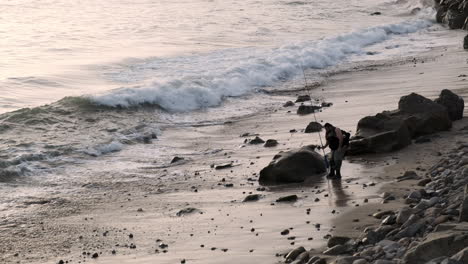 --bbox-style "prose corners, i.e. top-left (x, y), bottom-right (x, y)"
top-left (435, 0), bottom-right (468, 30)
